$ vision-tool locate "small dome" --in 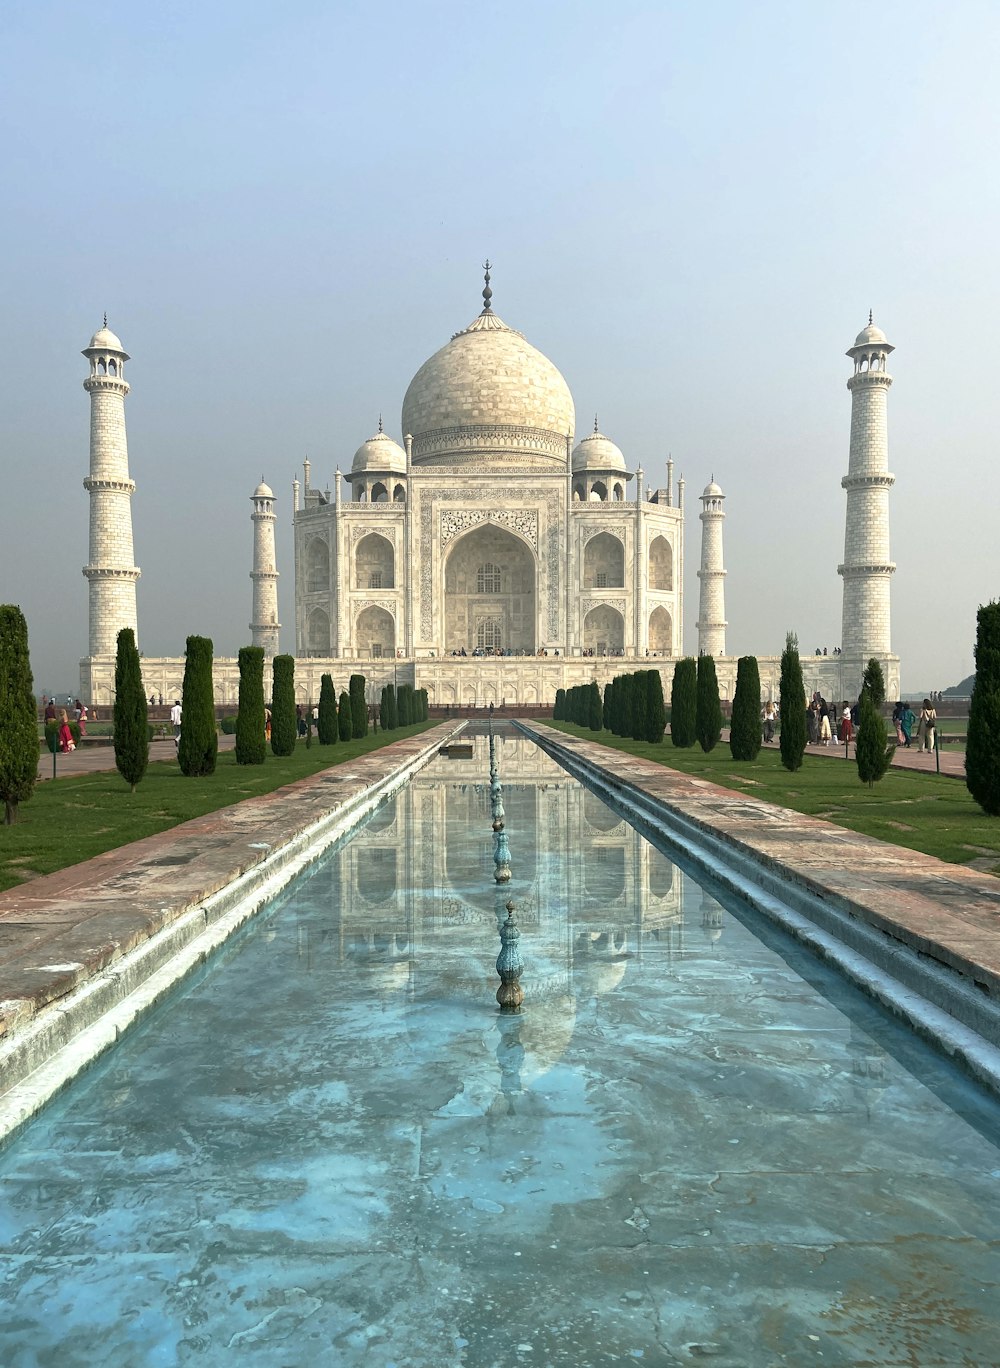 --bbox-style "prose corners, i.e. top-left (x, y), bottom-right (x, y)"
top-left (571, 429), bottom-right (627, 473)
top-left (253, 480), bottom-right (274, 498)
top-left (352, 428), bottom-right (407, 475)
top-left (86, 325), bottom-right (126, 353)
top-left (854, 322), bottom-right (888, 348)
top-left (702, 479), bottom-right (723, 498)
